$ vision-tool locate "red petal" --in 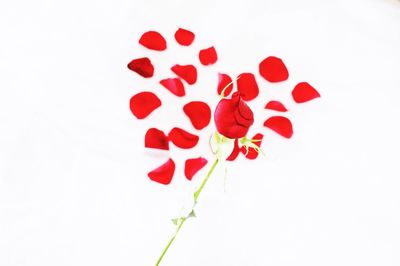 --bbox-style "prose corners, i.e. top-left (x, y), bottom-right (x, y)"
top-left (259, 56), bottom-right (289, 82)
top-left (174, 28), bottom-right (195, 46)
top-left (129, 92), bottom-right (161, 119)
top-left (160, 78), bottom-right (185, 97)
top-left (237, 73), bottom-right (259, 101)
top-left (265, 101), bottom-right (288, 112)
top-left (127, 57), bottom-right (154, 78)
top-left (171, 64), bottom-right (197, 85)
top-left (199, 46), bottom-right (218, 65)
top-left (145, 128), bottom-right (169, 150)
top-left (183, 101), bottom-right (211, 130)
top-left (292, 82), bottom-right (320, 103)
top-left (139, 31), bottom-right (167, 51)
top-left (217, 73), bottom-right (233, 96)
top-left (148, 158), bottom-right (175, 185)
top-left (241, 133), bottom-right (263, 160)
top-left (226, 139), bottom-right (240, 161)
top-left (168, 127), bottom-right (199, 149)
top-left (184, 157), bottom-right (208, 181)
top-left (264, 116), bottom-right (293, 138)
